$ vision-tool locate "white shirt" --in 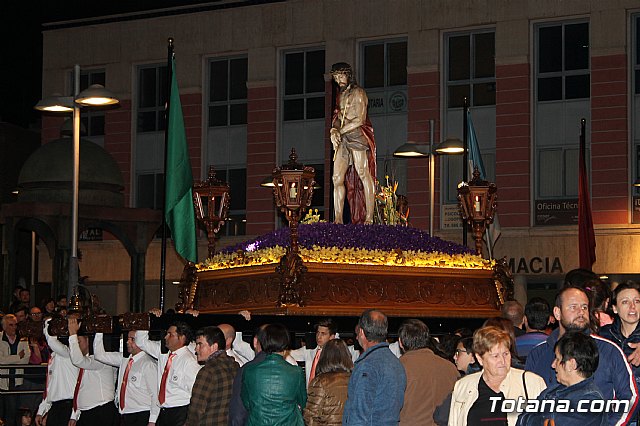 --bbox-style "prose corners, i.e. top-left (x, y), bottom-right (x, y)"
top-left (0, 332), bottom-right (30, 390)
top-left (93, 333), bottom-right (159, 421)
top-left (68, 334), bottom-right (118, 421)
top-left (227, 332), bottom-right (255, 366)
top-left (290, 342), bottom-right (359, 385)
top-left (37, 325), bottom-right (80, 416)
top-left (135, 330), bottom-right (201, 408)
